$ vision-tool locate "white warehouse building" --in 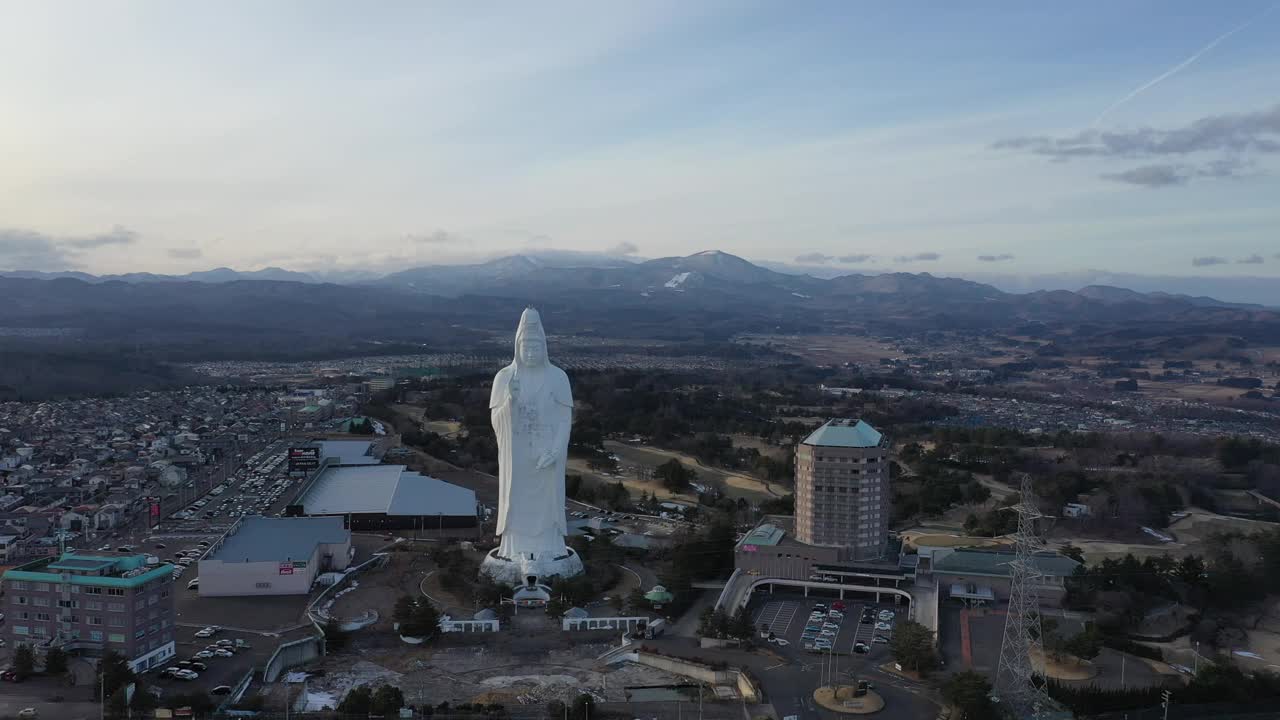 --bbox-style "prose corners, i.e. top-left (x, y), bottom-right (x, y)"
top-left (198, 515), bottom-right (352, 597)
